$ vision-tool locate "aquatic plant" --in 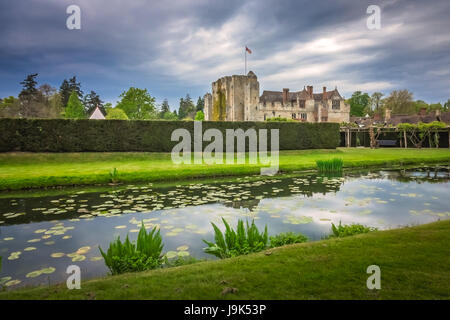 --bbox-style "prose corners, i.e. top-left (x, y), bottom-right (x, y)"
top-left (99, 222), bottom-right (164, 275)
top-left (316, 158), bottom-right (343, 173)
top-left (328, 221), bottom-right (377, 238)
top-left (203, 218), bottom-right (268, 259)
top-left (109, 167), bottom-right (119, 183)
top-left (269, 232), bottom-right (308, 248)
